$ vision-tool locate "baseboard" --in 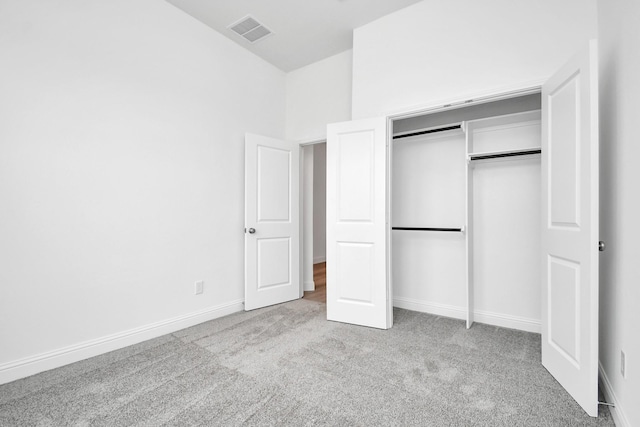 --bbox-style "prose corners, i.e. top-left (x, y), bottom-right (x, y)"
top-left (599, 362), bottom-right (630, 427)
top-left (392, 297), bottom-right (466, 321)
top-left (0, 300), bottom-right (244, 385)
top-left (304, 280), bottom-right (315, 292)
top-left (392, 297), bottom-right (540, 333)
top-left (313, 256), bottom-right (326, 264)
top-left (472, 309), bottom-right (540, 333)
